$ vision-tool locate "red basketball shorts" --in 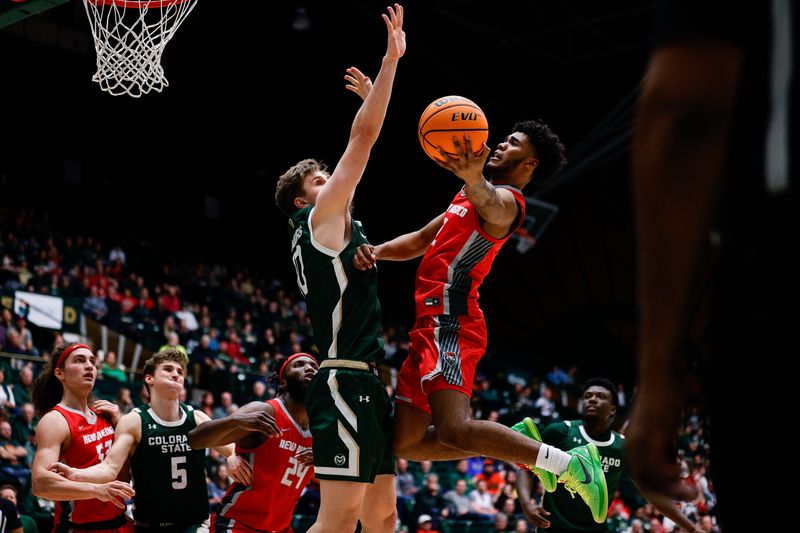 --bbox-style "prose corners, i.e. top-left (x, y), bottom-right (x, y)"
top-left (396, 313), bottom-right (487, 416)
